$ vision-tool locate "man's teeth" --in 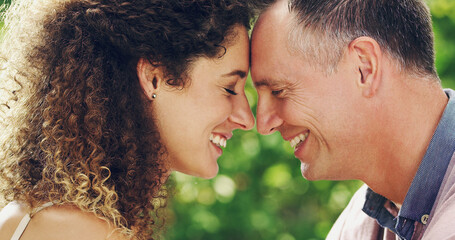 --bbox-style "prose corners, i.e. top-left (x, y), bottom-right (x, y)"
top-left (210, 134), bottom-right (227, 148)
top-left (290, 132), bottom-right (309, 149)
